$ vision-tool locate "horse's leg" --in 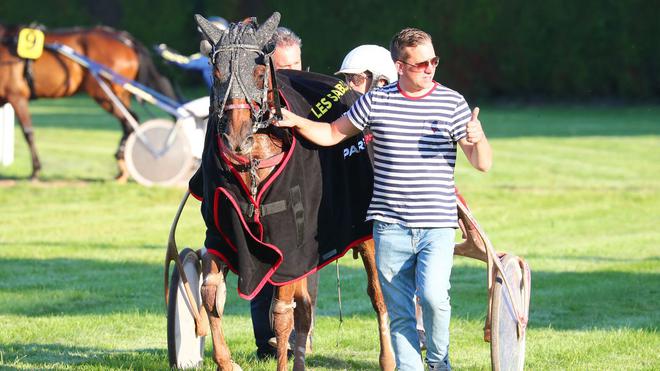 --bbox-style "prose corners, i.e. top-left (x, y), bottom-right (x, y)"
top-left (292, 280), bottom-right (312, 371)
top-left (7, 96), bottom-right (41, 180)
top-left (201, 253), bottom-right (237, 371)
top-left (272, 284), bottom-right (297, 371)
top-left (356, 240), bottom-right (396, 371)
top-left (111, 90), bottom-right (136, 183)
top-left (113, 114), bottom-right (133, 184)
top-left (305, 272), bottom-right (319, 352)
